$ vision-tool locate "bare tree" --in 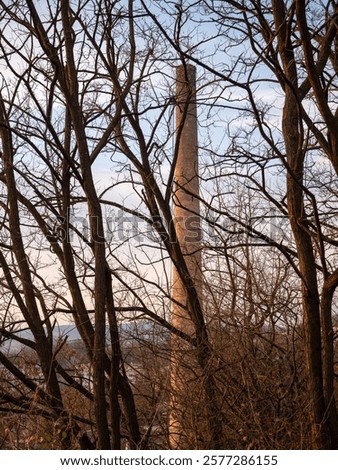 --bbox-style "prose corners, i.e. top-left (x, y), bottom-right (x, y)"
top-left (195, 0), bottom-right (338, 449)
top-left (0, 0), bottom-right (337, 450)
